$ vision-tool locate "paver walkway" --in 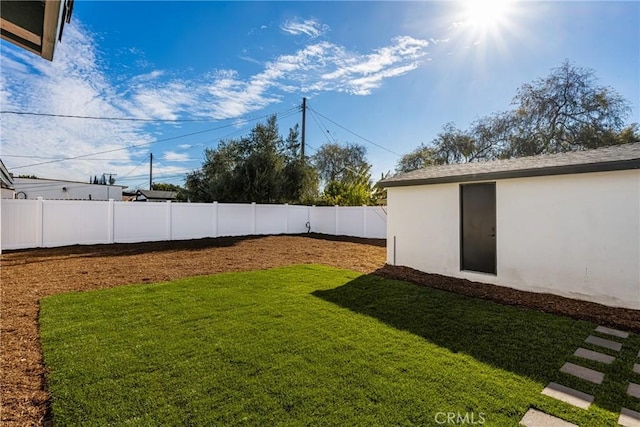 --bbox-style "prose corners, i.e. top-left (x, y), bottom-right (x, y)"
top-left (520, 409), bottom-right (578, 427)
top-left (559, 362), bottom-right (604, 384)
top-left (573, 347), bottom-right (615, 364)
top-left (540, 382), bottom-right (593, 409)
top-left (584, 334), bottom-right (622, 351)
top-left (619, 408), bottom-right (640, 427)
top-left (520, 325), bottom-right (640, 426)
